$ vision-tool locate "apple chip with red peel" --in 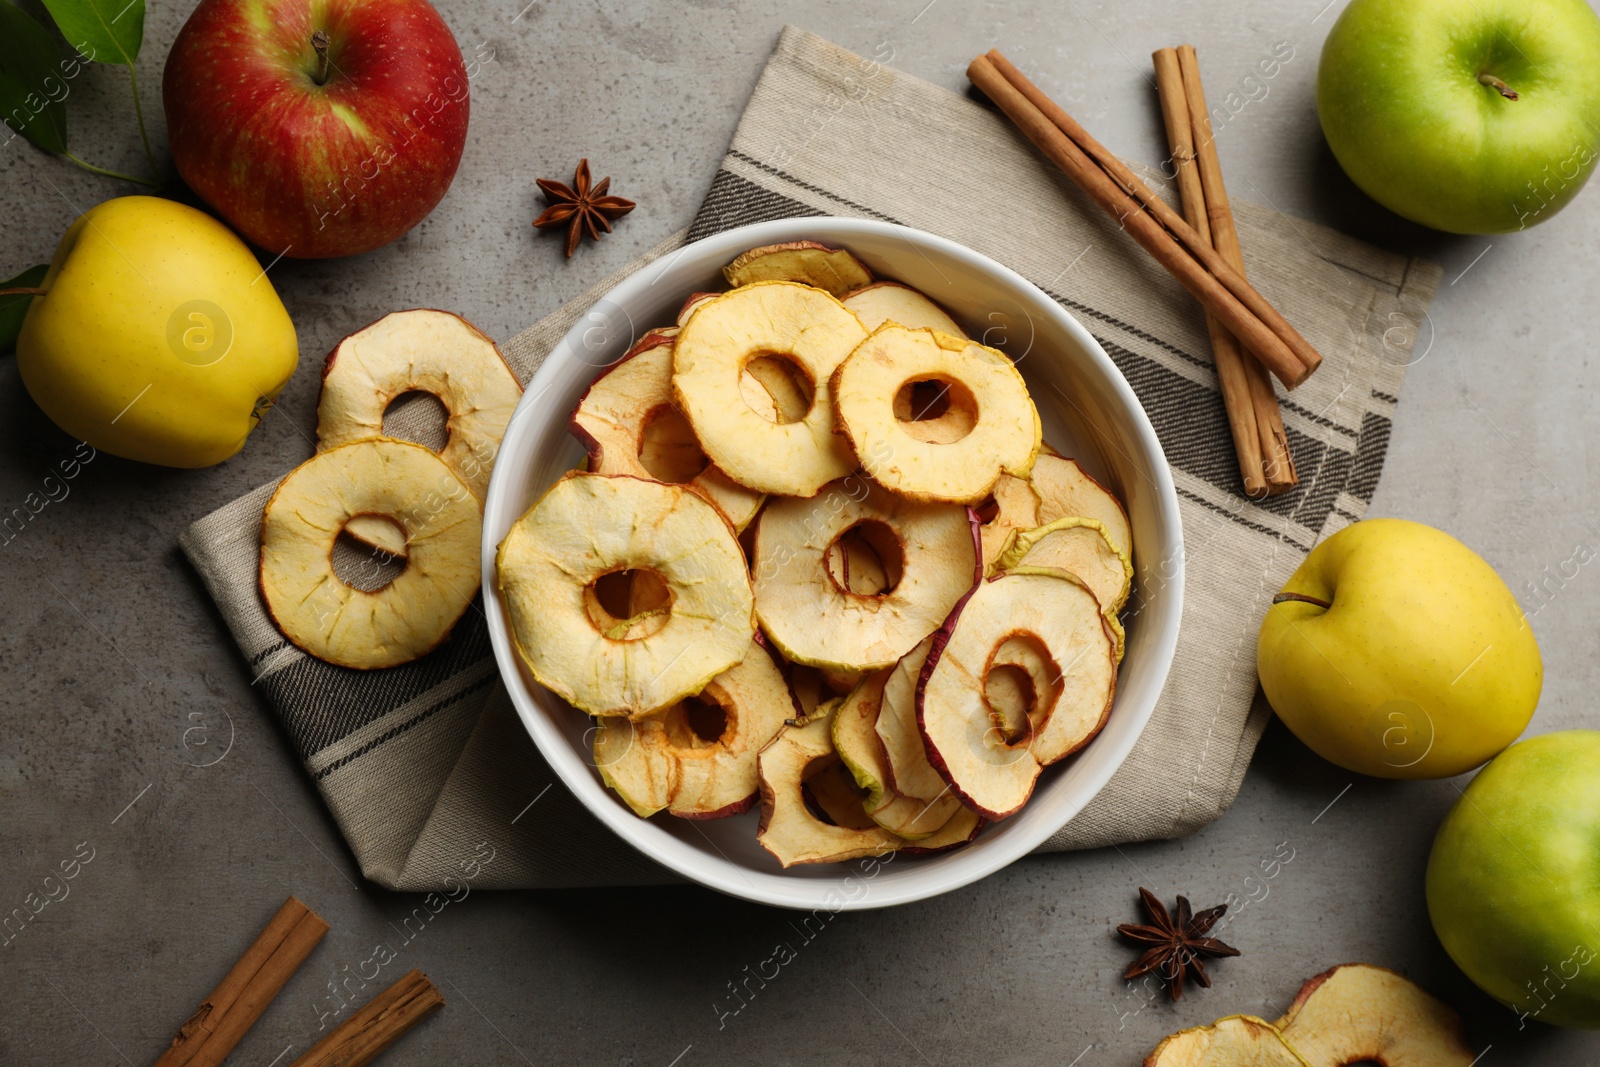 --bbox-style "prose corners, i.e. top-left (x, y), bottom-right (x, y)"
top-left (570, 334), bottom-right (763, 531)
top-left (834, 324), bottom-right (1042, 504)
top-left (998, 516), bottom-right (1132, 612)
top-left (976, 472), bottom-right (1042, 574)
top-left (723, 241), bottom-right (873, 297)
top-left (260, 439), bottom-right (482, 670)
top-left (757, 706), bottom-right (904, 867)
top-left (841, 281), bottom-right (966, 336)
top-left (1031, 452), bottom-right (1133, 565)
top-left (833, 671), bottom-right (963, 839)
top-left (1144, 1015), bottom-right (1311, 1067)
top-left (676, 292), bottom-right (719, 327)
top-left (594, 636), bottom-right (795, 819)
top-left (1273, 964), bottom-right (1475, 1067)
top-left (317, 309), bottom-right (521, 556)
top-left (917, 570), bottom-right (1117, 819)
top-left (752, 477), bottom-right (980, 671)
top-left (496, 472), bottom-right (754, 718)
top-left (876, 638), bottom-right (951, 803)
top-left (673, 282), bottom-right (868, 496)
